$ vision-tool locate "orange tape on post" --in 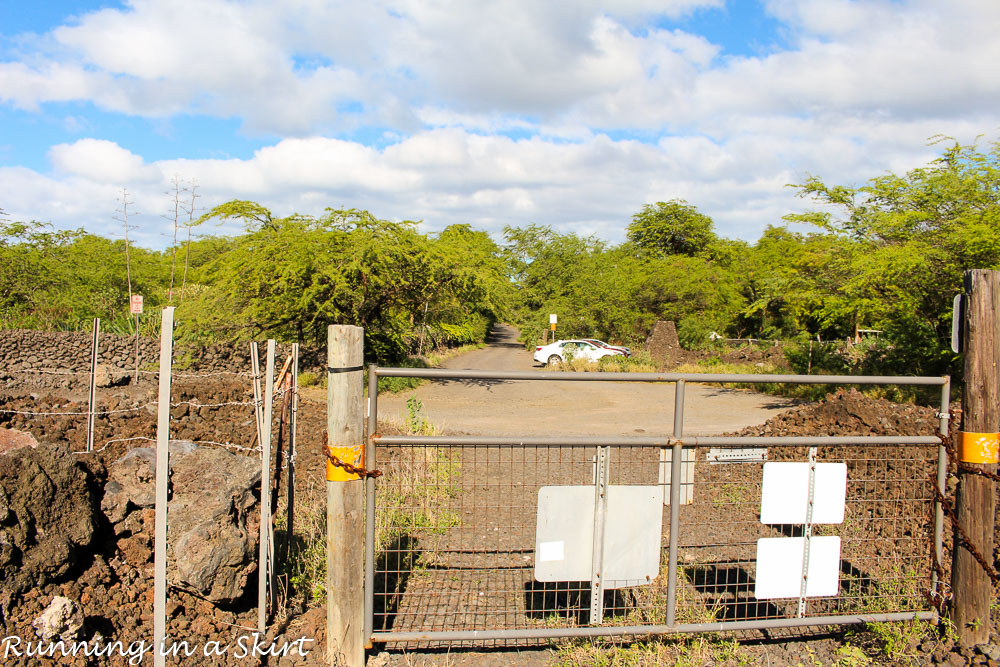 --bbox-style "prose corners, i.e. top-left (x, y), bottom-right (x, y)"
top-left (326, 444), bottom-right (363, 481)
top-left (957, 432), bottom-right (1000, 464)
